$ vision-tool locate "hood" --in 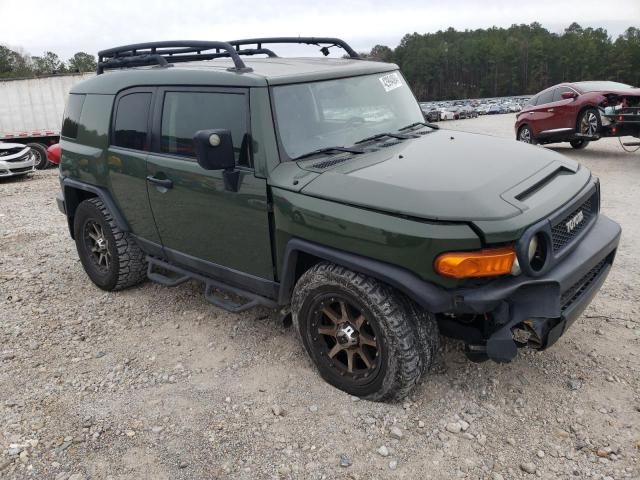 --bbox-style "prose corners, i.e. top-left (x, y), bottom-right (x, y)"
top-left (0, 142), bottom-right (28, 151)
top-left (0, 142), bottom-right (30, 158)
top-left (298, 130), bottom-right (589, 222)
